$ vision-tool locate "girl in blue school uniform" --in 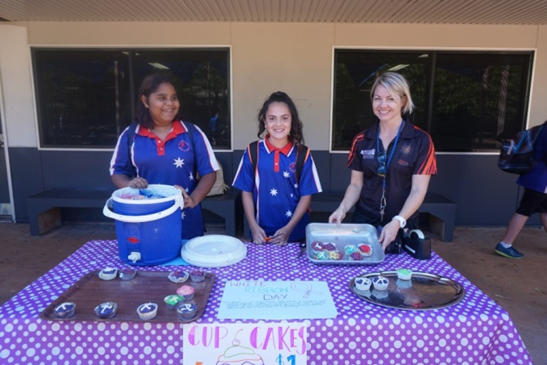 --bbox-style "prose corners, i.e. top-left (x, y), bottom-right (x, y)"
top-left (233, 91), bottom-right (323, 244)
top-left (109, 72), bottom-right (220, 239)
